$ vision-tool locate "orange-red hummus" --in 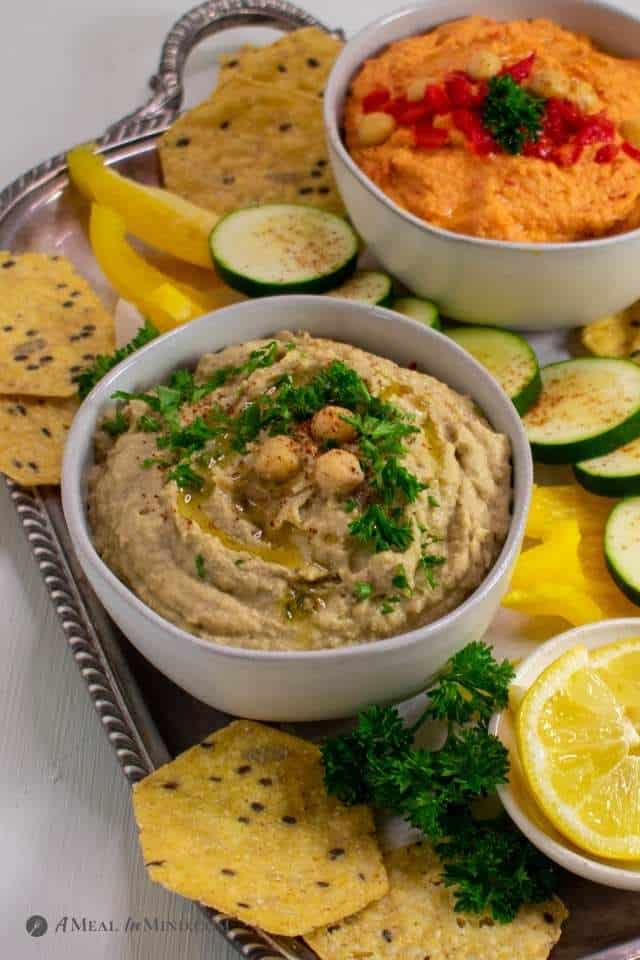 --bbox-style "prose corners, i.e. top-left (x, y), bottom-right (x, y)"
top-left (344, 17), bottom-right (640, 242)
